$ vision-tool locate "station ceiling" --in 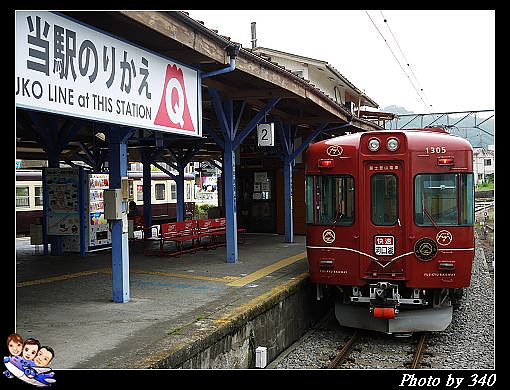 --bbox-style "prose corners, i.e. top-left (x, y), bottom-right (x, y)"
top-left (16, 11), bottom-right (383, 167)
